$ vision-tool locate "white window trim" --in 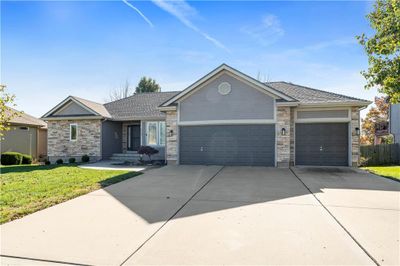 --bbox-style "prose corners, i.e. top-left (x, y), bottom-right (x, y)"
top-left (146, 121), bottom-right (166, 146)
top-left (158, 121), bottom-right (166, 146)
top-left (70, 123), bottom-right (78, 141)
